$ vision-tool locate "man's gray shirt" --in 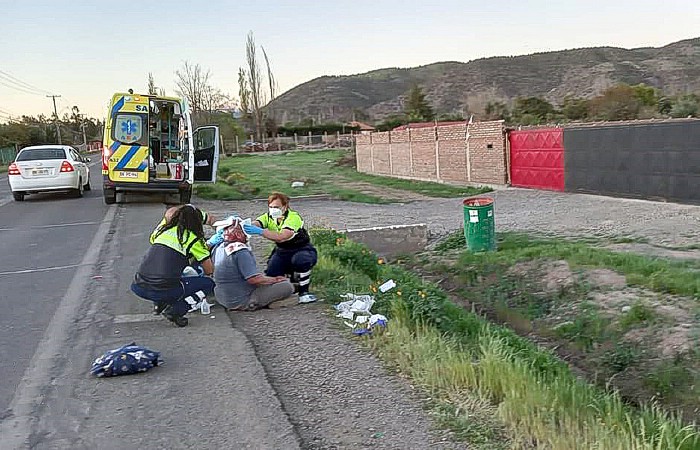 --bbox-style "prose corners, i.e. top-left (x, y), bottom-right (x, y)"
top-left (213, 244), bottom-right (258, 309)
